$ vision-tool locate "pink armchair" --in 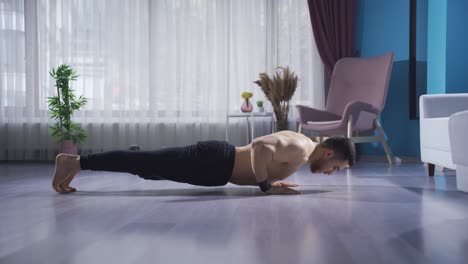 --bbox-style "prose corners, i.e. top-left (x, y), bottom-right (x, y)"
top-left (296, 52), bottom-right (394, 164)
